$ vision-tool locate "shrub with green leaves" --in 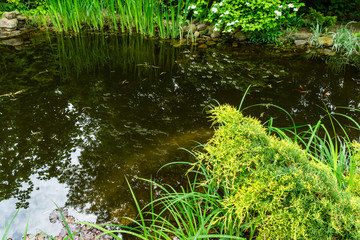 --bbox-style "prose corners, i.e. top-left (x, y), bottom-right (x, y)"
top-left (194, 105), bottom-right (360, 239)
top-left (190, 0), bottom-right (304, 42)
top-left (306, 7), bottom-right (337, 28)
